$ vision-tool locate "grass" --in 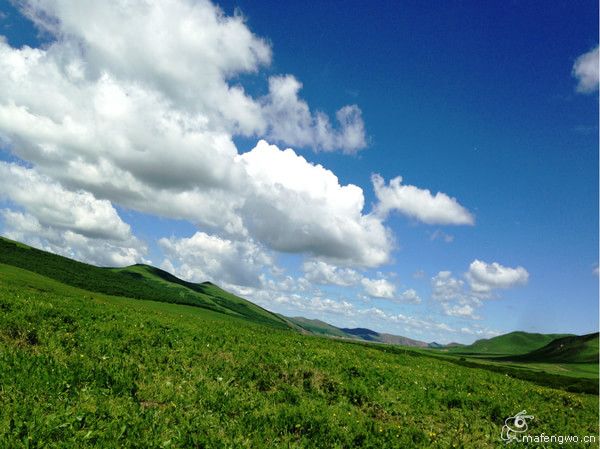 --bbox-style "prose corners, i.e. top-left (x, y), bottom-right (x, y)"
top-left (445, 331), bottom-right (574, 356)
top-left (501, 333), bottom-right (599, 364)
top-left (0, 263), bottom-right (598, 448)
top-left (0, 236), bottom-right (292, 330)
